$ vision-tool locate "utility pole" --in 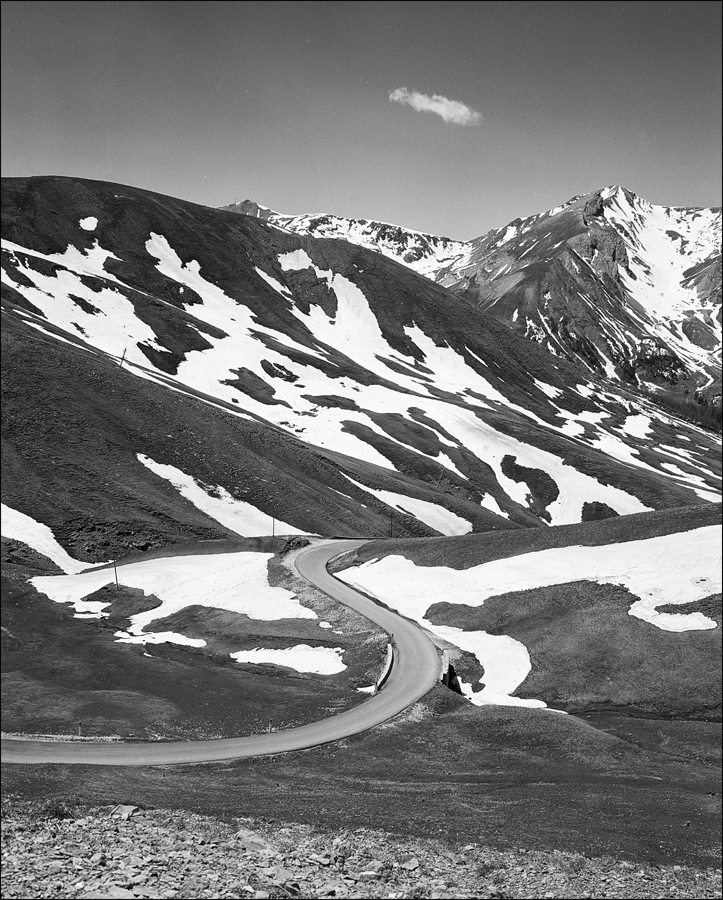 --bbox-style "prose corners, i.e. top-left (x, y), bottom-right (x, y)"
top-left (389, 509), bottom-right (393, 538)
top-left (272, 516), bottom-right (275, 537)
top-left (118, 346), bottom-right (127, 368)
top-left (113, 560), bottom-right (119, 590)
